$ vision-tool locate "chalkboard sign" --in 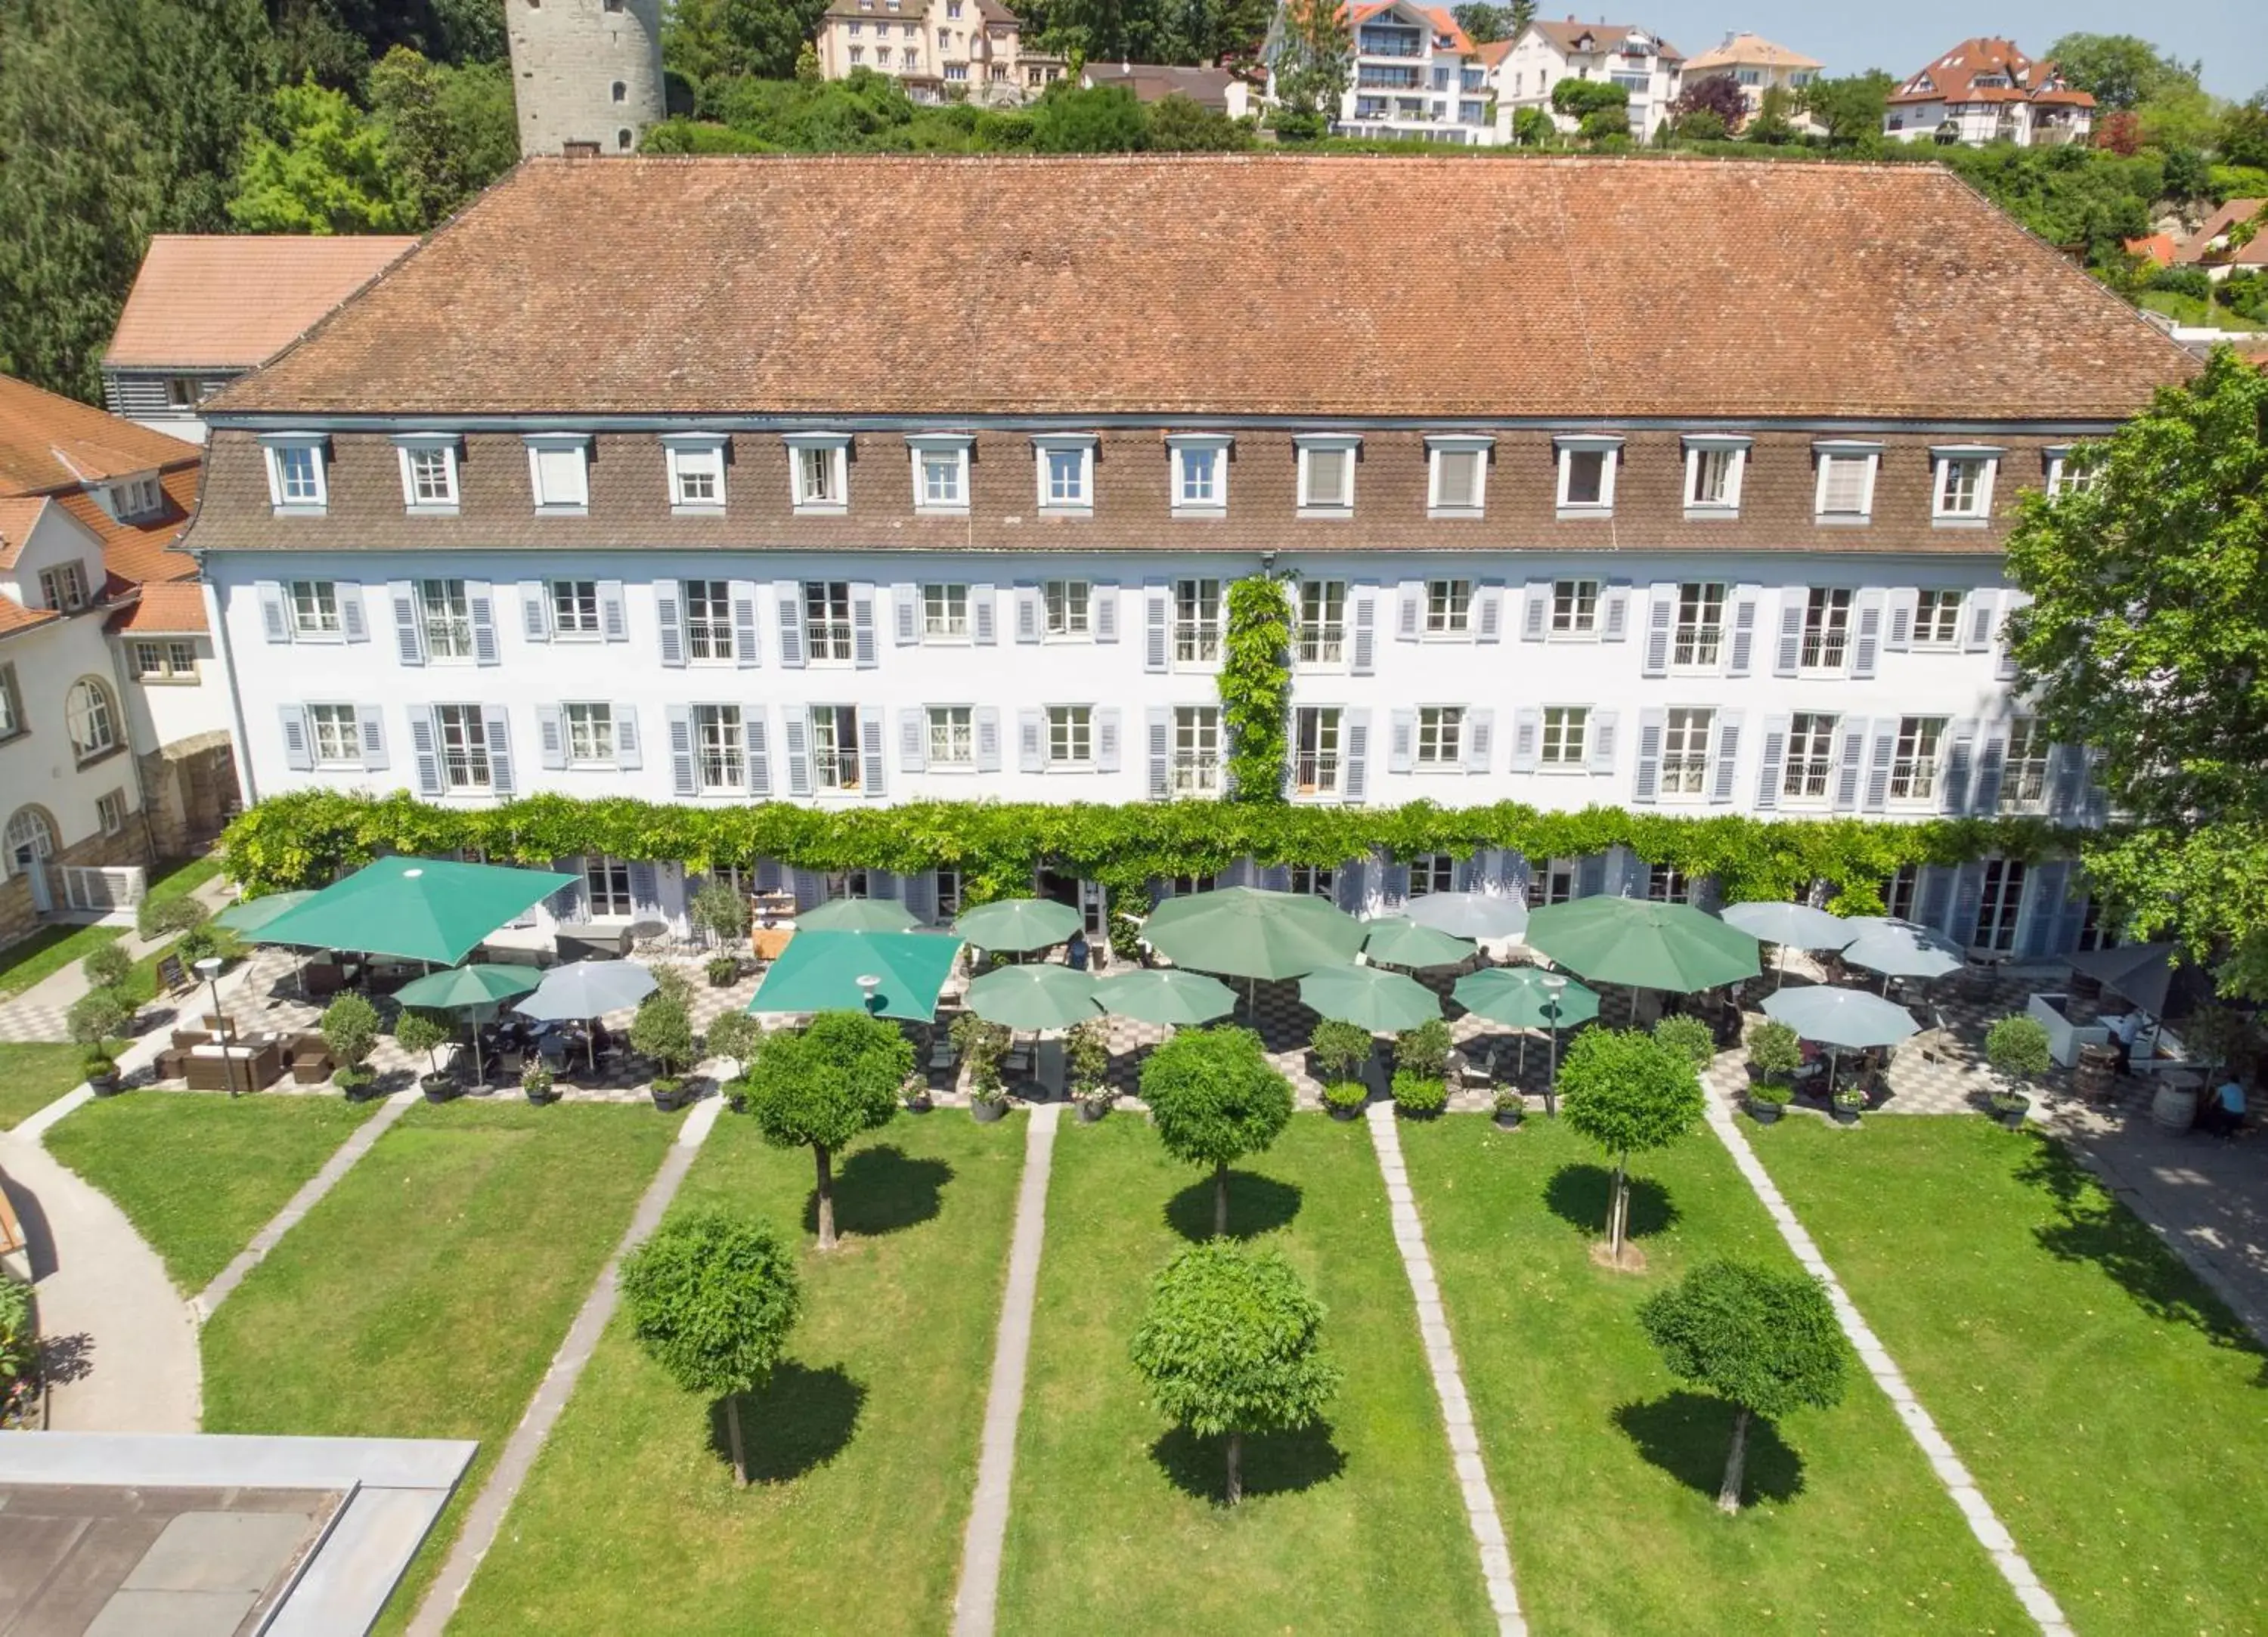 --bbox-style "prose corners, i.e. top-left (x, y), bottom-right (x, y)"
top-left (156, 953), bottom-right (188, 994)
